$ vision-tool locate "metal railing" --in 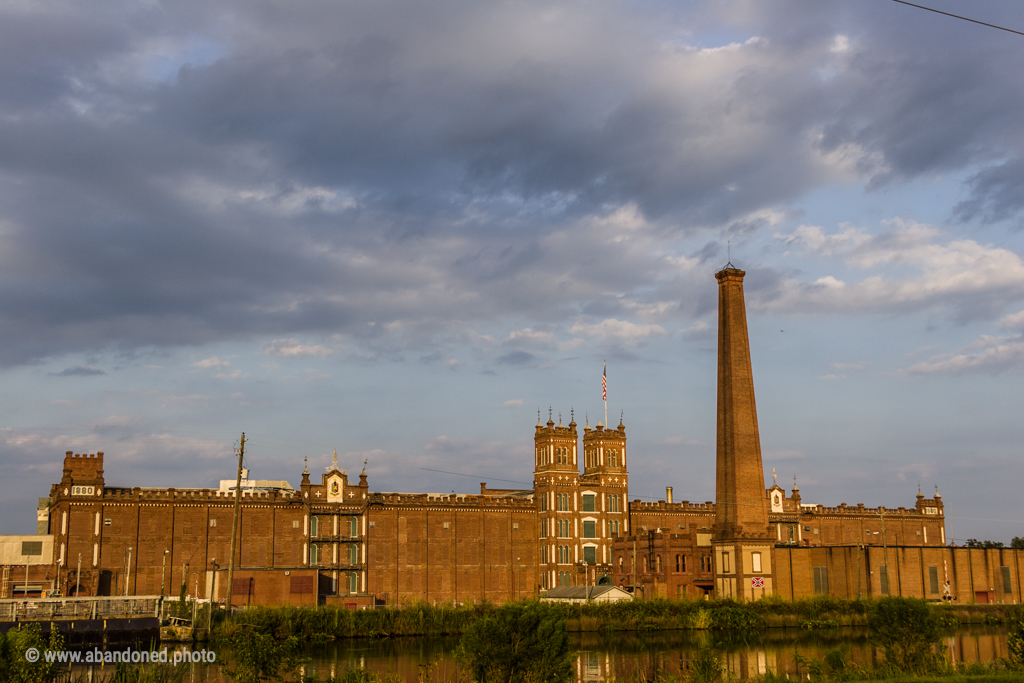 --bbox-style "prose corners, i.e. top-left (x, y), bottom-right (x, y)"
top-left (0, 595), bottom-right (161, 622)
